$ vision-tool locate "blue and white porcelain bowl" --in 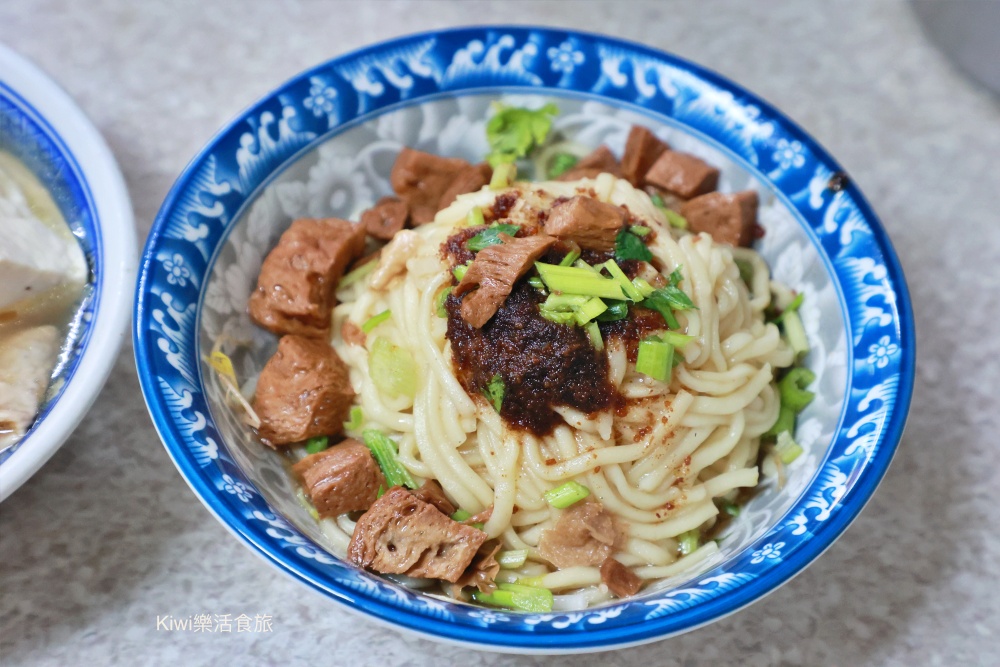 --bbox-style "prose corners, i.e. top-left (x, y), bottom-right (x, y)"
top-left (0, 45), bottom-right (136, 501)
top-left (134, 27), bottom-right (914, 653)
